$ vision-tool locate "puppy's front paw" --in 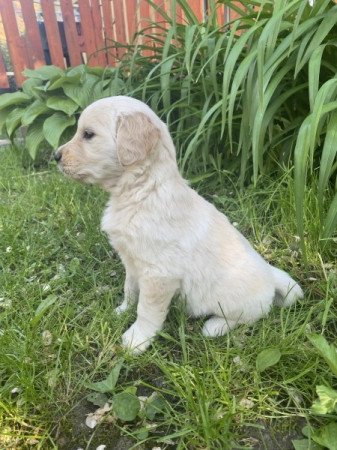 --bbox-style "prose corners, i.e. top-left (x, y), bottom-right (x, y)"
top-left (122, 323), bottom-right (152, 354)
